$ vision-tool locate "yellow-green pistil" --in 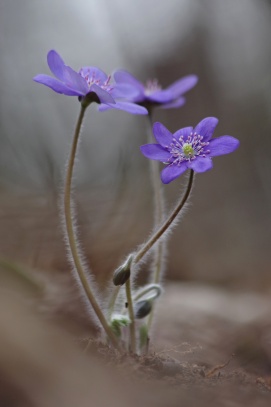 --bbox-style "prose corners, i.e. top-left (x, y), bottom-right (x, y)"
top-left (168, 133), bottom-right (210, 165)
top-left (182, 143), bottom-right (195, 157)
